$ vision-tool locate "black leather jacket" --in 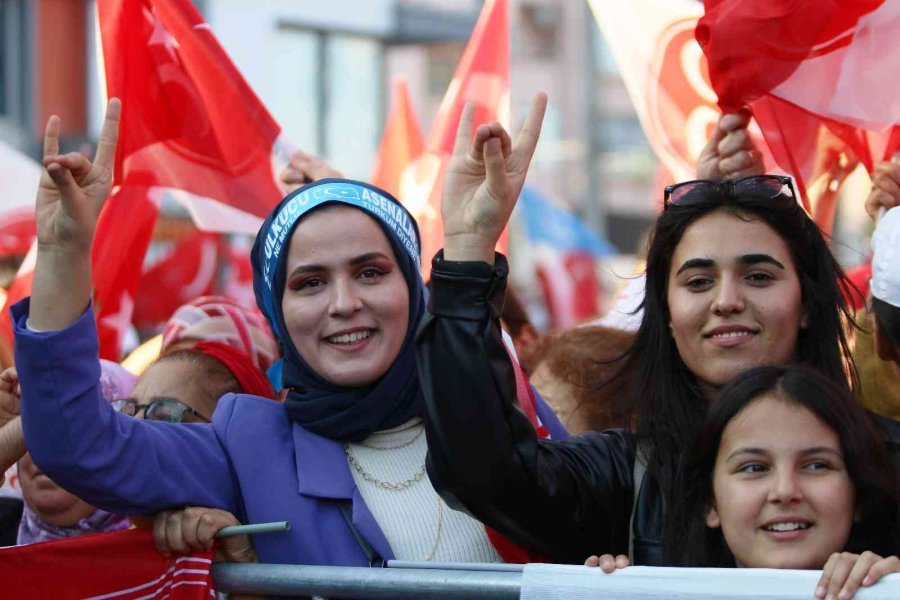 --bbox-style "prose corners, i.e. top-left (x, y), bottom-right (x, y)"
top-left (417, 253), bottom-right (666, 565)
top-left (416, 253), bottom-right (900, 566)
